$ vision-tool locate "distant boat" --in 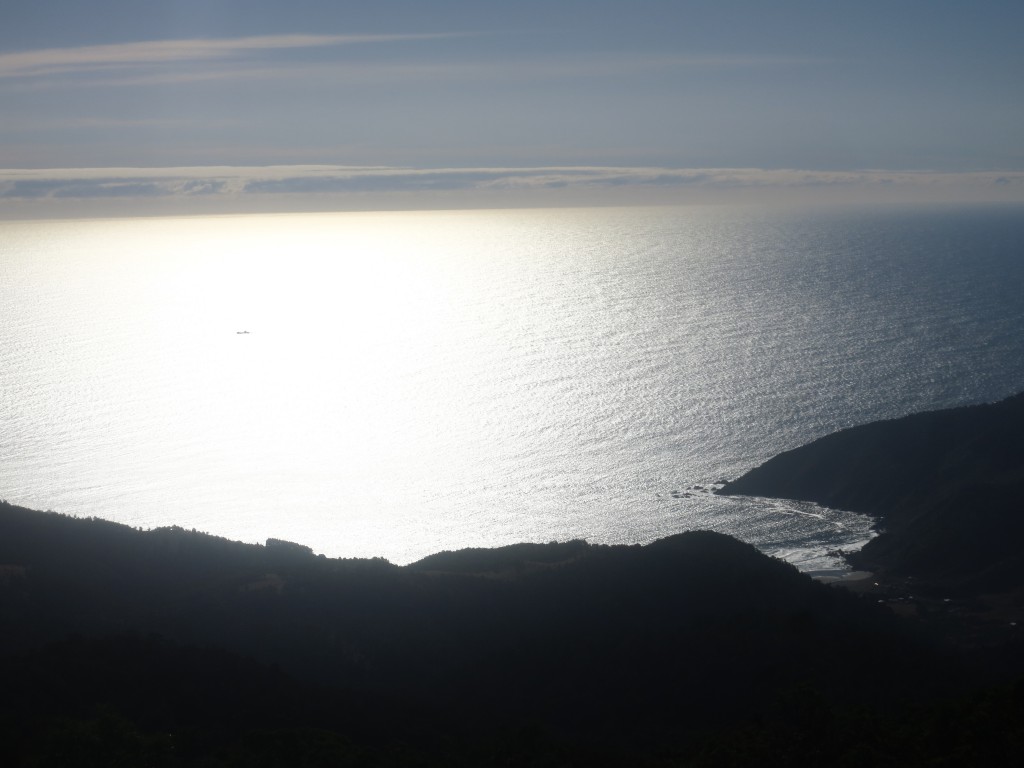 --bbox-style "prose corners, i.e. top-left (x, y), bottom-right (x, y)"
top-left (236, 330), bottom-right (250, 334)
